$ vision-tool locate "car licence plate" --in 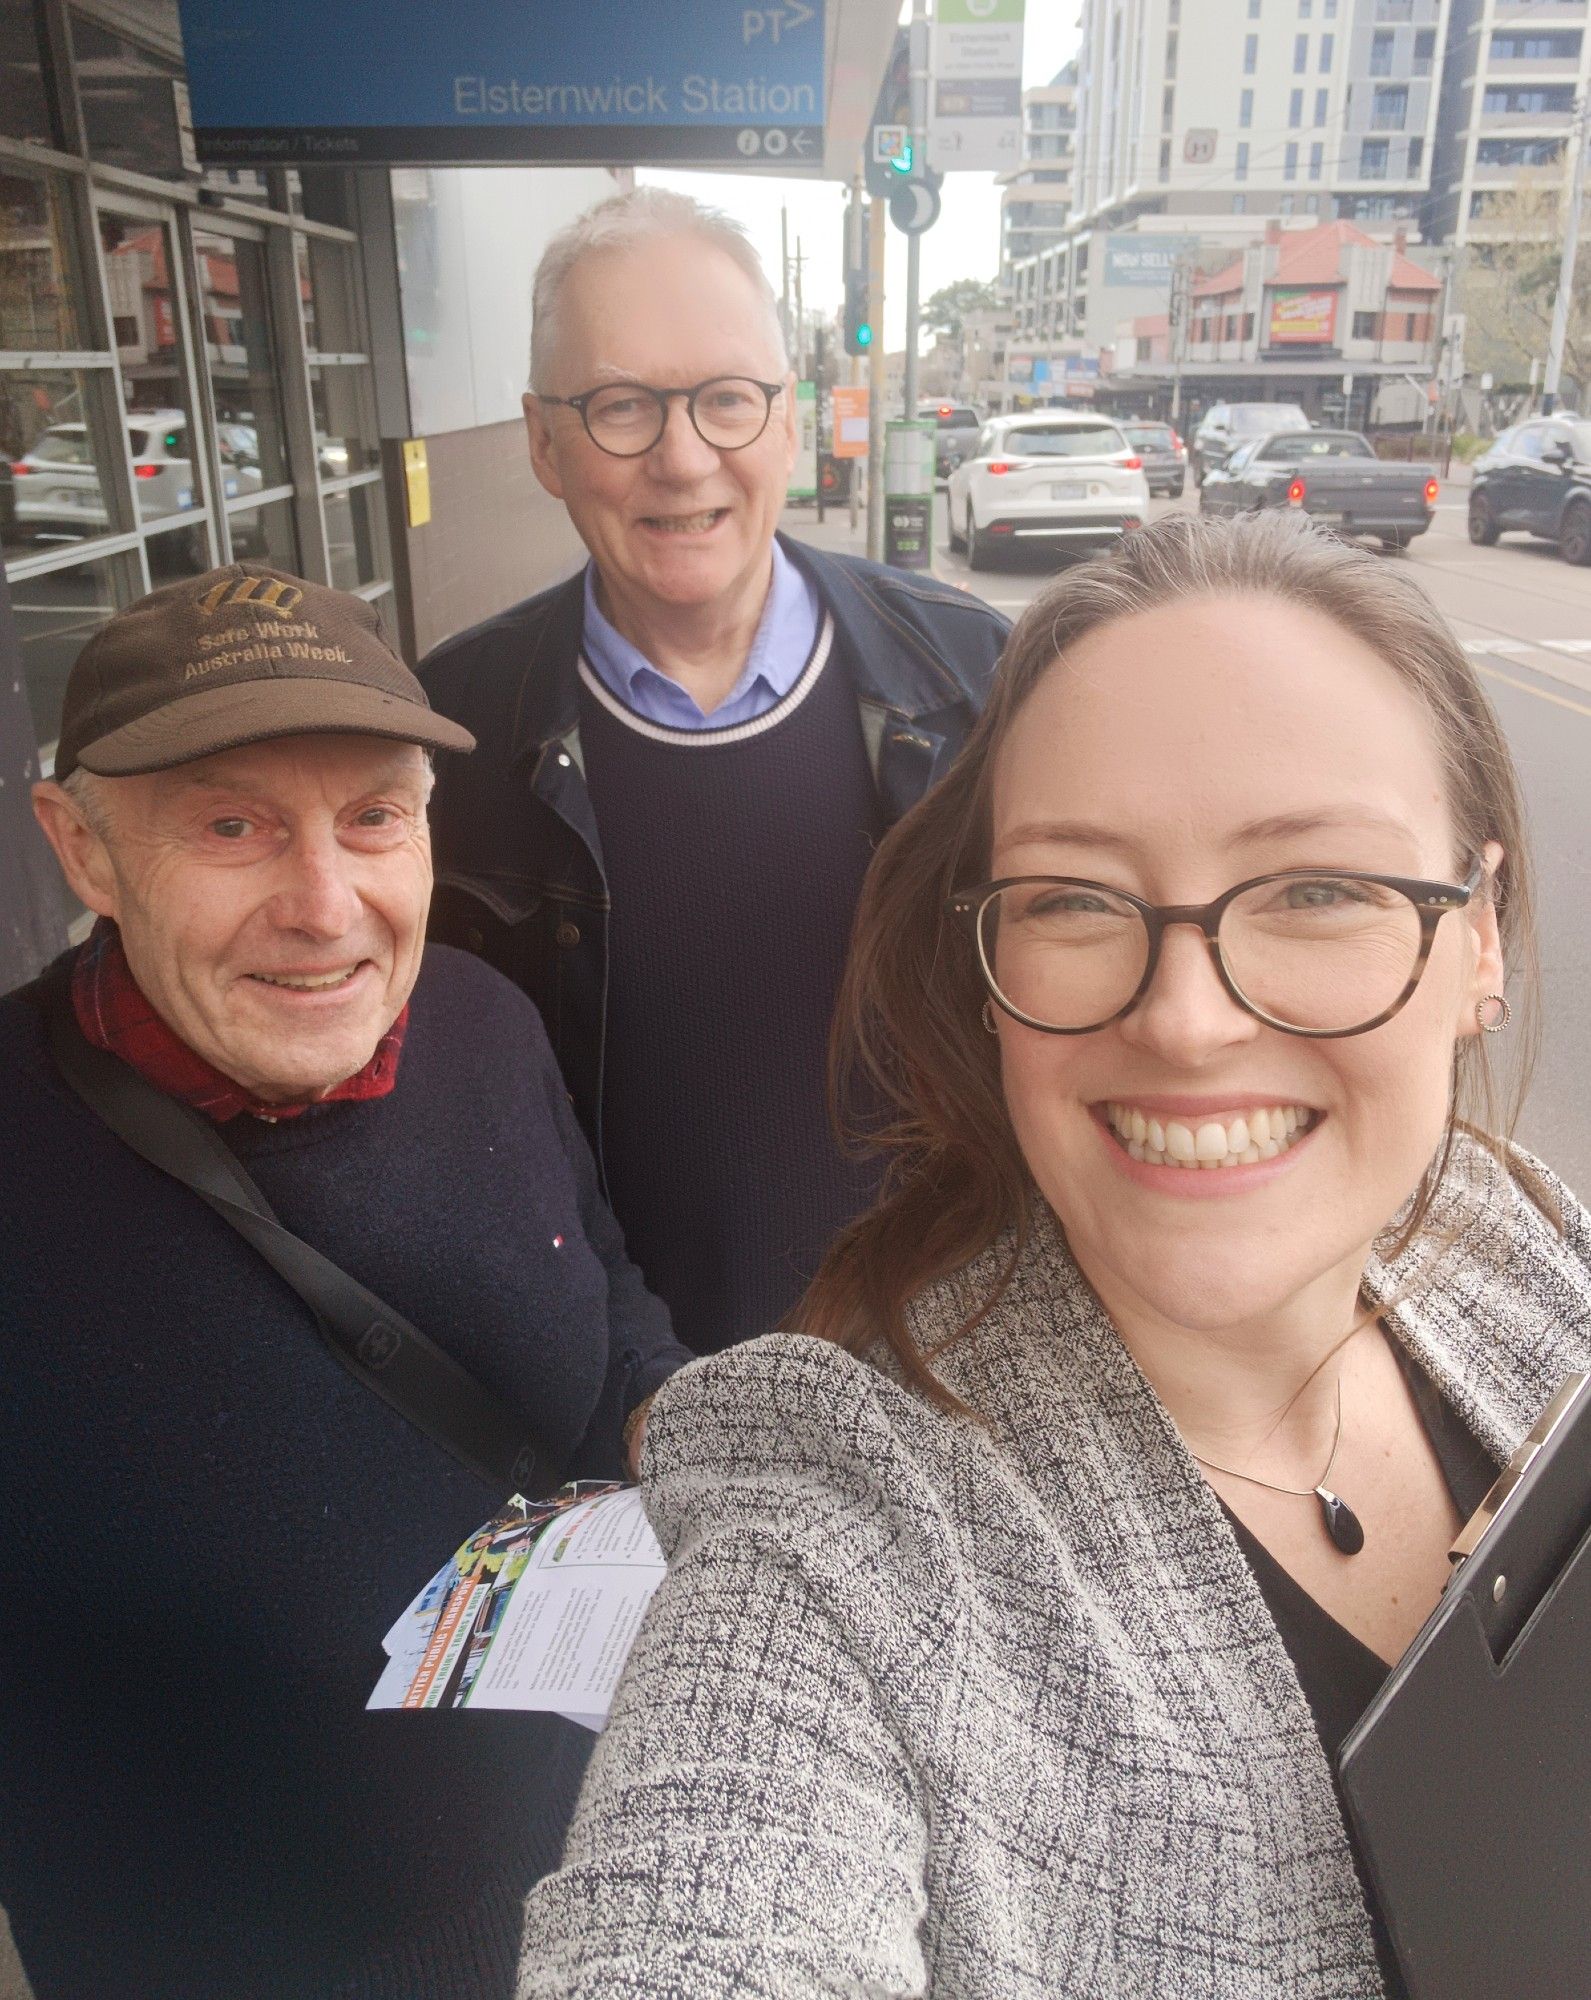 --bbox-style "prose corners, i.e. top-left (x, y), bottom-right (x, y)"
top-left (1051, 481), bottom-right (1087, 500)
top-left (1311, 511), bottom-right (1345, 526)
